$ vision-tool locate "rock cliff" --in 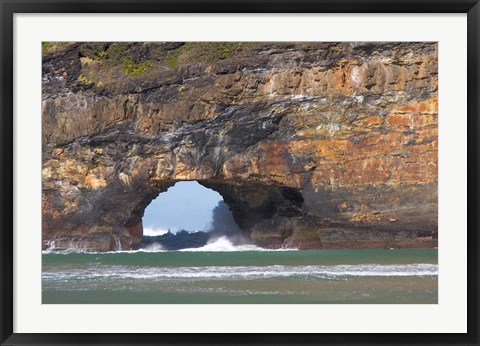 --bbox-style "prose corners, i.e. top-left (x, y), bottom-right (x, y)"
top-left (42, 42), bottom-right (438, 251)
